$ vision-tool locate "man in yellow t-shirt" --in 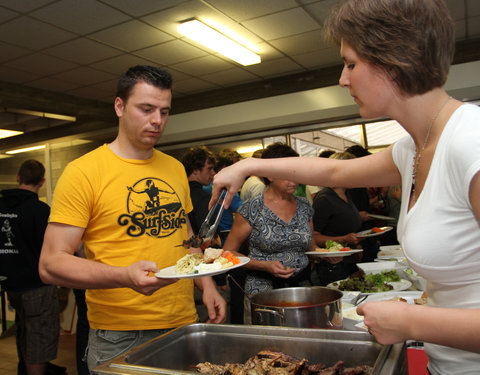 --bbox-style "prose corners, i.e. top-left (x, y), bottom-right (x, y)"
top-left (39, 65), bottom-right (226, 371)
